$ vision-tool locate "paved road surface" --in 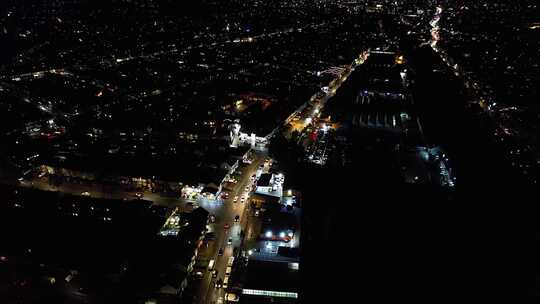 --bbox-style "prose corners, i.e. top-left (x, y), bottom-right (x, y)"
top-left (195, 154), bottom-right (266, 304)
